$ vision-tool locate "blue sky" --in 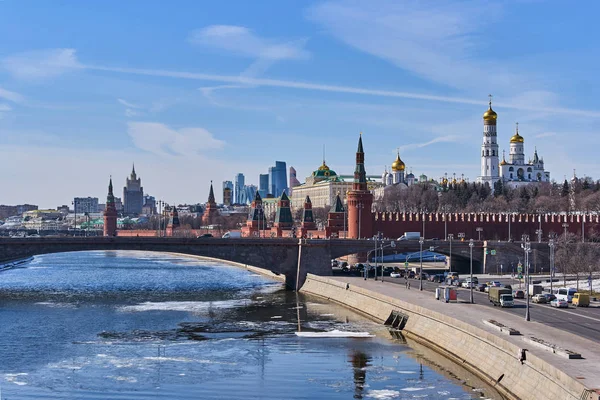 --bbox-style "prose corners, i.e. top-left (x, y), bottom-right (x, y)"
top-left (1, 0), bottom-right (599, 208)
